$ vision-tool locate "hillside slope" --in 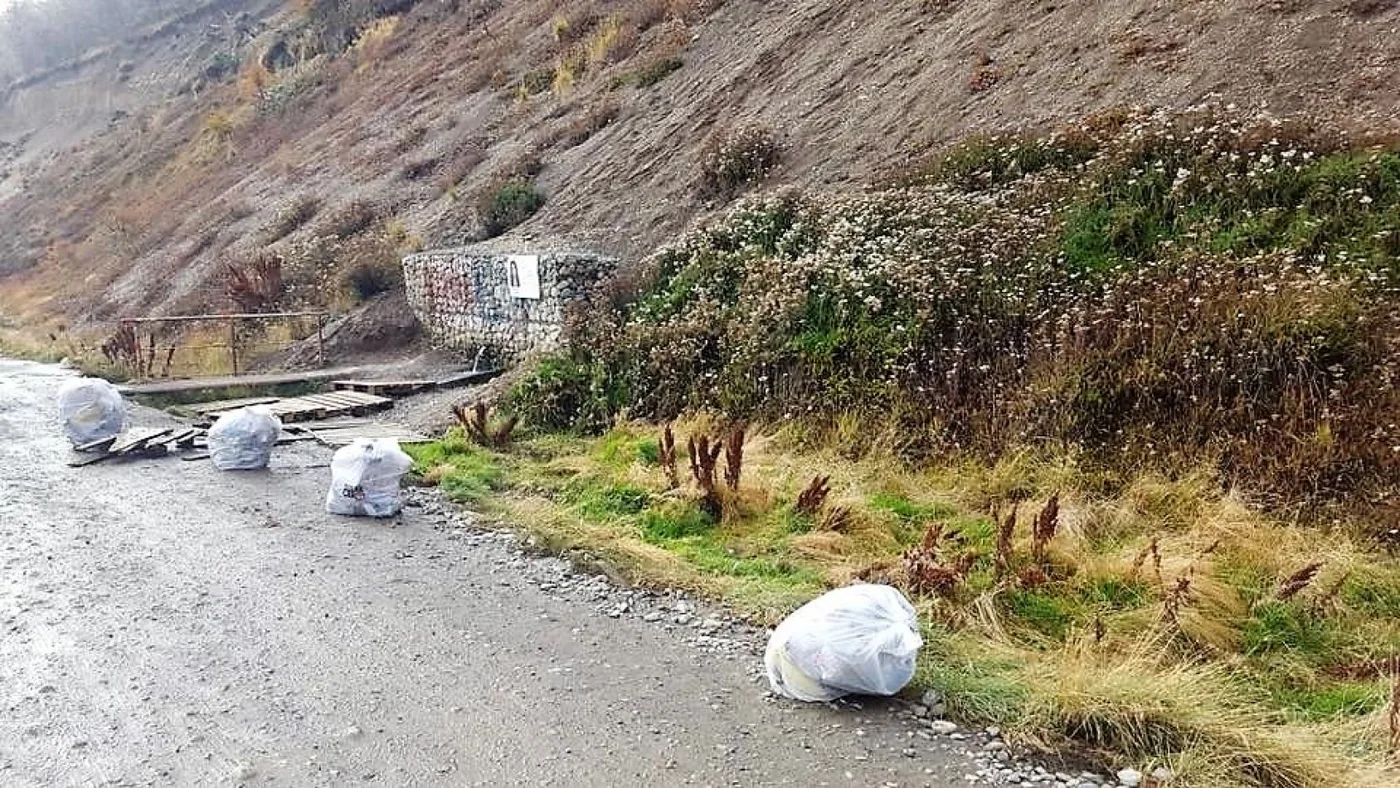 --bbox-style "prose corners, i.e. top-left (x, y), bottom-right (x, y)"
top-left (0, 0), bottom-right (1399, 334)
